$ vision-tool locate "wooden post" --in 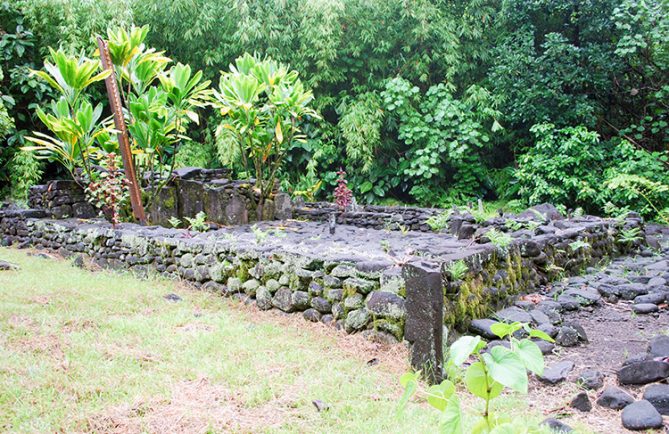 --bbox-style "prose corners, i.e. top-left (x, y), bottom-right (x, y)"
top-left (97, 36), bottom-right (147, 225)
